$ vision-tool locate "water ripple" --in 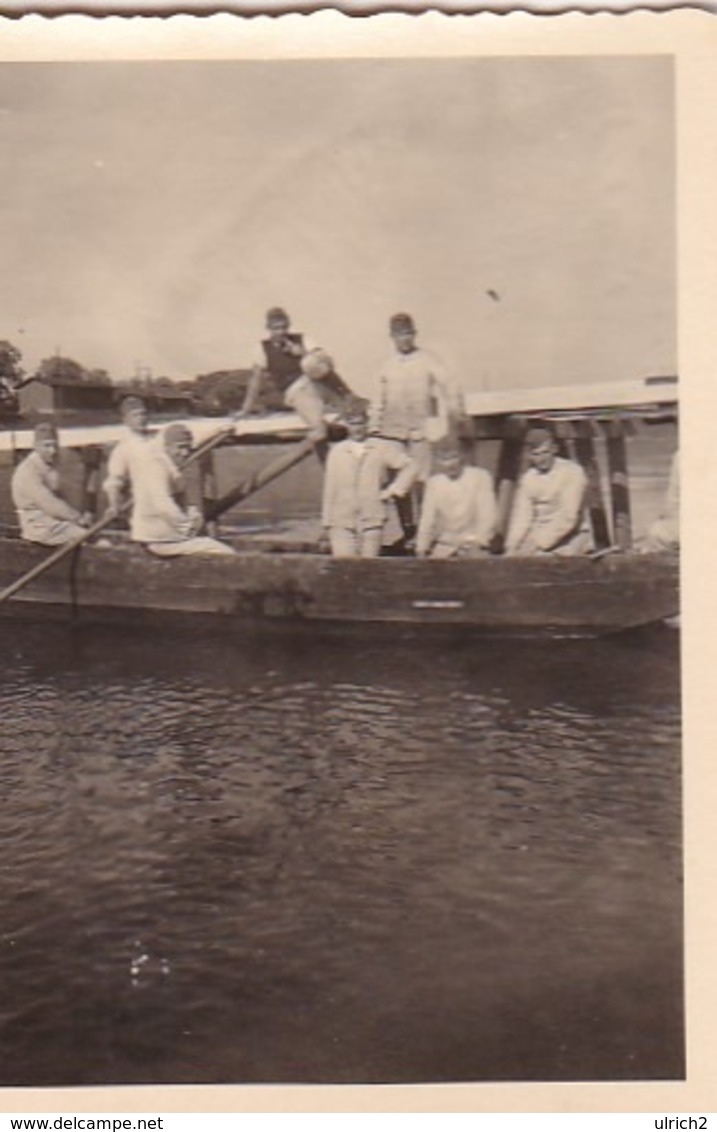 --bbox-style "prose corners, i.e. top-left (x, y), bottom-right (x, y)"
top-left (0, 621), bottom-right (681, 1085)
